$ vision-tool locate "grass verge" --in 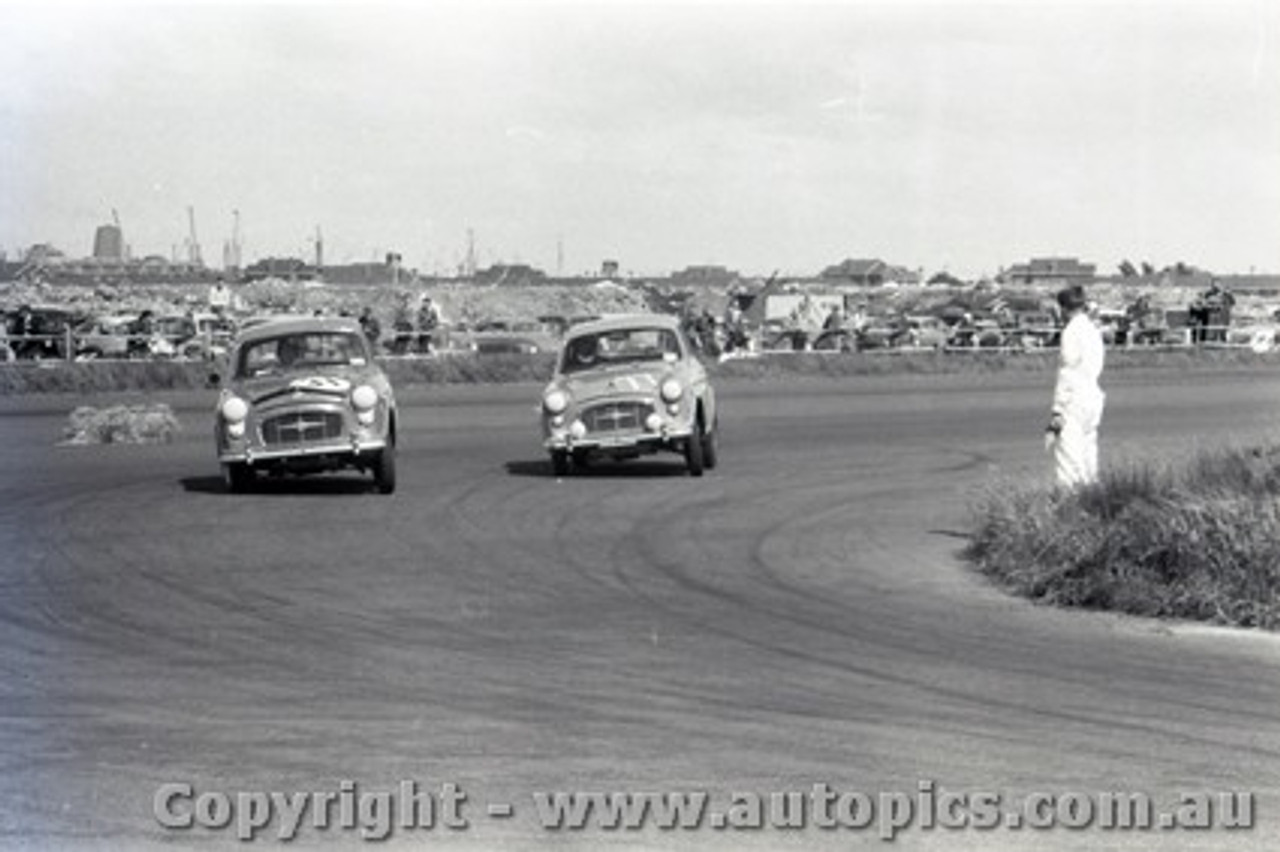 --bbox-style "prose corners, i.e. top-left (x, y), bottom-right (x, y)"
top-left (3, 346), bottom-right (1280, 395)
top-left (0, 356), bottom-right (561, 395)
top-left (965, 446), bottom-right (1280, 629)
